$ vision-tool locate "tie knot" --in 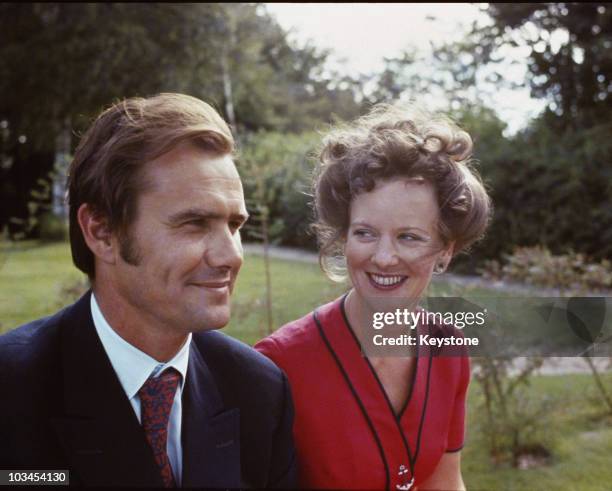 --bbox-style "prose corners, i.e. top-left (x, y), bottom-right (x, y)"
top-left (138, 367), bottom-right (181, 411)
